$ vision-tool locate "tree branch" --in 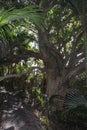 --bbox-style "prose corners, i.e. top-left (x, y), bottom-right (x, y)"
top-left (65, 62), bottom-right (85, 80)
top-left (0, 67), bottom-right (44, 82)
top-left (0, 50), bottom-right (42, 64)
top-left (65, 31), bottom-right (84, 69)
top-left (44, 0), bottom-right (58, 12)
